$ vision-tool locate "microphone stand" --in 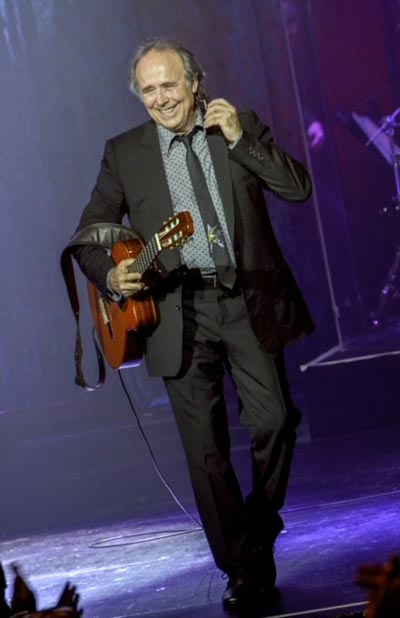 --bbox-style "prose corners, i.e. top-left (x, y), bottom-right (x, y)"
top-left (368, 107), bottom-right (400, 327)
